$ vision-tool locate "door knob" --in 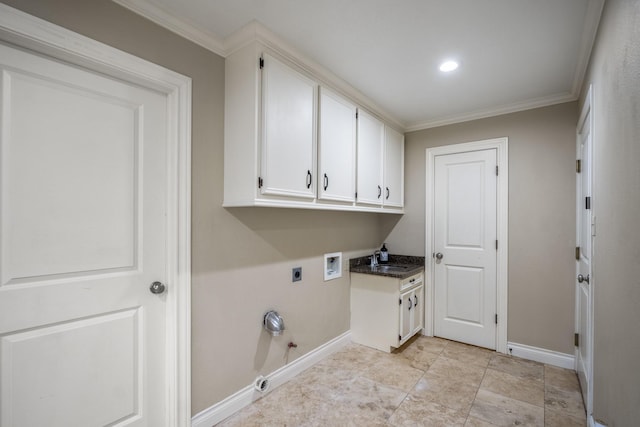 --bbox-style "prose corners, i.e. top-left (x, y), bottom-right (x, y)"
top-left (435, 252), bottom-right (444, 260)
top-left (150, 281), bottom-right (166, 294)
top-left (577, 274), bottom-right (590, 284)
